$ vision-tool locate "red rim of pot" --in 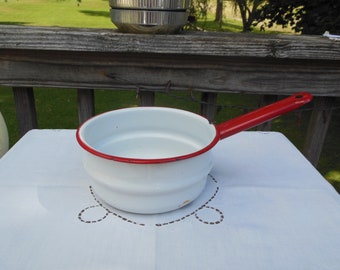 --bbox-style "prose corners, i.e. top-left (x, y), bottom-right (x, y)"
top-left (76, 114), bottom-right (220, 164)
